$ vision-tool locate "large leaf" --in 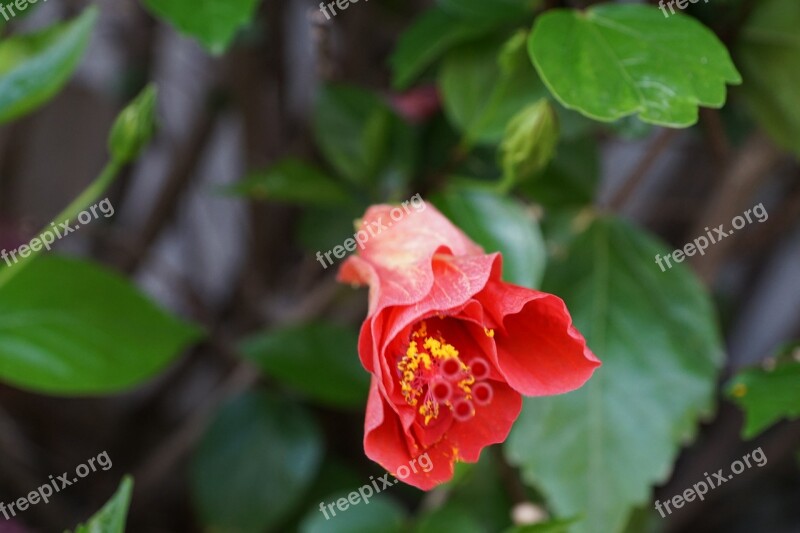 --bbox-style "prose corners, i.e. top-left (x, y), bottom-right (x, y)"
top-left (240, 322), bottom-right (369, 409)
top-left (736, 0), bottom-right (800, 156)
top-left (0, 6), bottom-right (97, 123)
top-left (69, 477), bottom-right (133, 533)
top-left (300, 492), bottom-right (406, 533)
top-left (433, 189), bottom-right (546, 289)
top-left (191, 392), bottom-right (323, 532)
top-left (727, 343), bottom-right (800, 439)
top-left (529, 5), bottom-right (741, 127)
top-left (141, 0), bottom-right (260, 54)
top-left (0, 256), bottom-right (202, 394)
top-left (506, 216), bottom-right (723, 533)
